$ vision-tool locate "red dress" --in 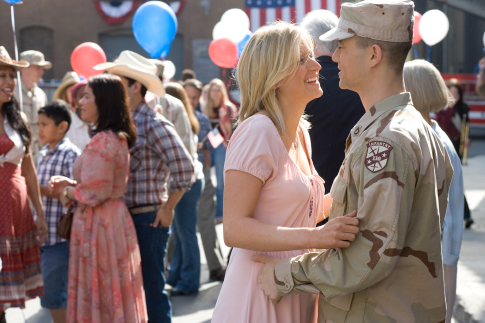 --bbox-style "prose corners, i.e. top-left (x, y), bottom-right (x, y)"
top-left (0, 134), bottom-right (43, 309)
